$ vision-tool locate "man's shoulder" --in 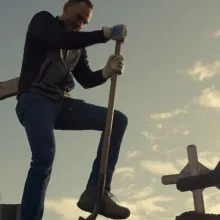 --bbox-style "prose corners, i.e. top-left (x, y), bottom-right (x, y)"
top-left (30, 10), bottom-right (55, 22)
